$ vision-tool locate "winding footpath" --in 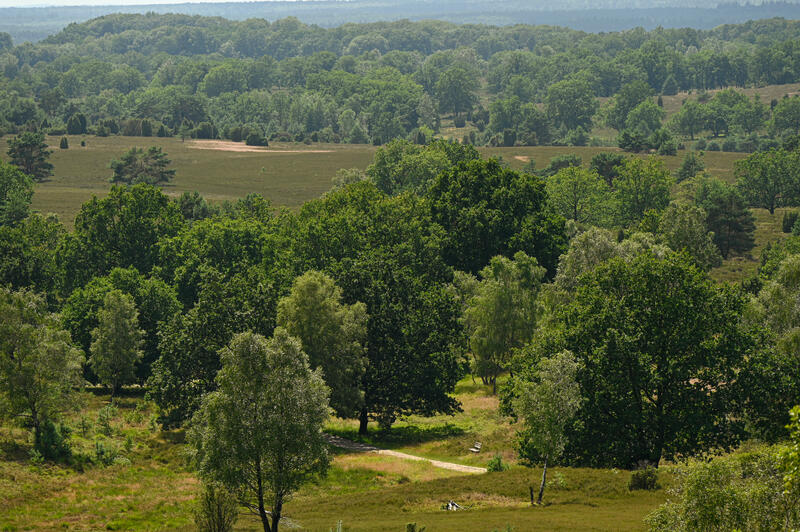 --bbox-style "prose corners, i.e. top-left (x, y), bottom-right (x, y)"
top-left (324, 433), bottom-right (487, 474)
